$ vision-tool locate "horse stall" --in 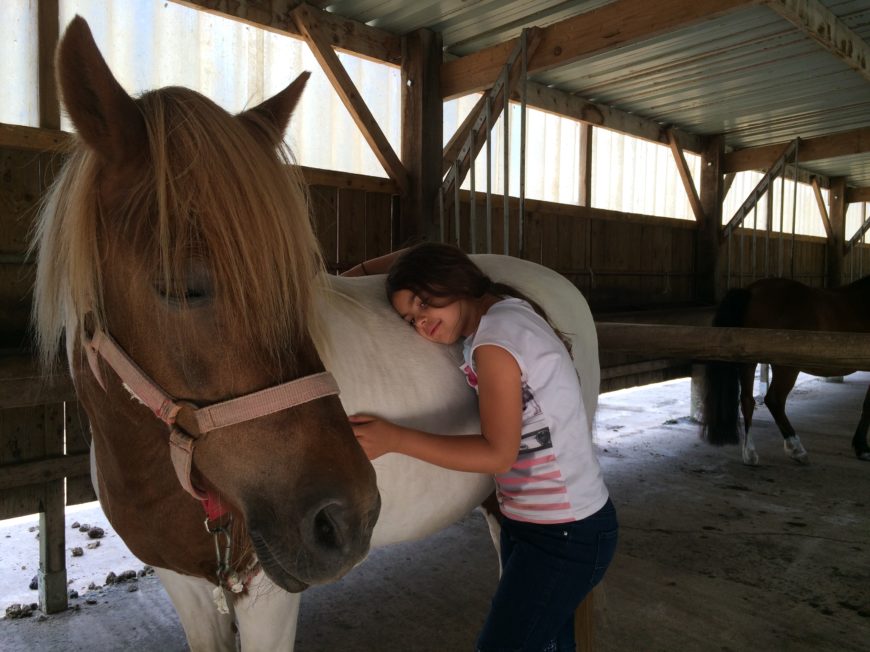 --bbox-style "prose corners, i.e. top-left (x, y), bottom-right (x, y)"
top-left (1, 1), bottom-right (870, 650)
